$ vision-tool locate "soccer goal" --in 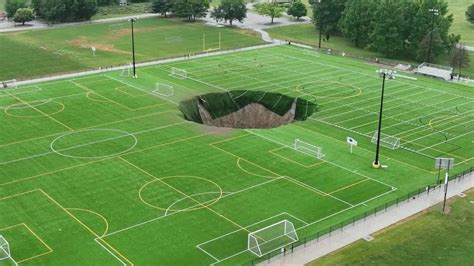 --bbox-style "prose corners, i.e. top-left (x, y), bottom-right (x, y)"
top-left (170, 67), bottom-right (187, 79)
top-left (294, 139), bottom-right (325, 159)
top-left (248, 220), bottom-right (298, 257)
top-left (0, 79), bottom-right (17, 90)
top-left (371, 132), bottom-right (401, 150)
top-left (153, 83), bottom-right (174, 97)
top-left (120, 64), bottom-right (133, 77)
top-left (0, 235), bottom-right (17, 266)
